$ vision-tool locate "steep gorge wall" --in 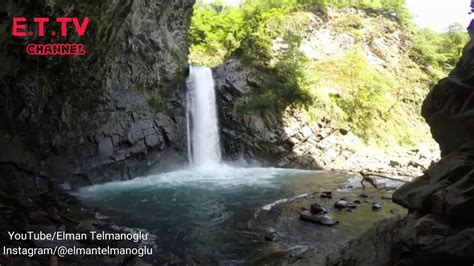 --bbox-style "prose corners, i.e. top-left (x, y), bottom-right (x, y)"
top-left (325, 38), bottom-right (474, 266)
top-left (214, 7), bottom-right (436, 177)
top-left (0, 0), bottom-right (195, 193)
